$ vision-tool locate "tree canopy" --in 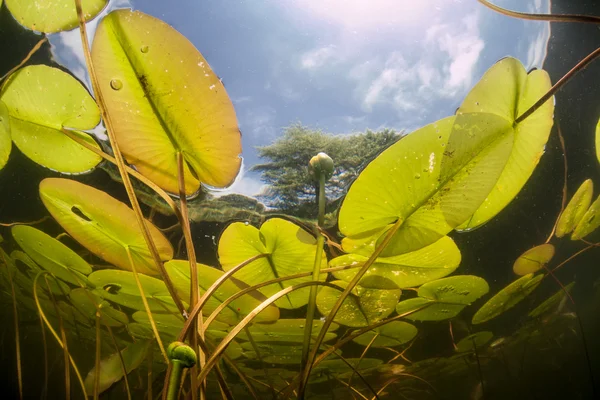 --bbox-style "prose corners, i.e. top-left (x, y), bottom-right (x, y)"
top-left (251, 124), bottom-right (401, 219)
